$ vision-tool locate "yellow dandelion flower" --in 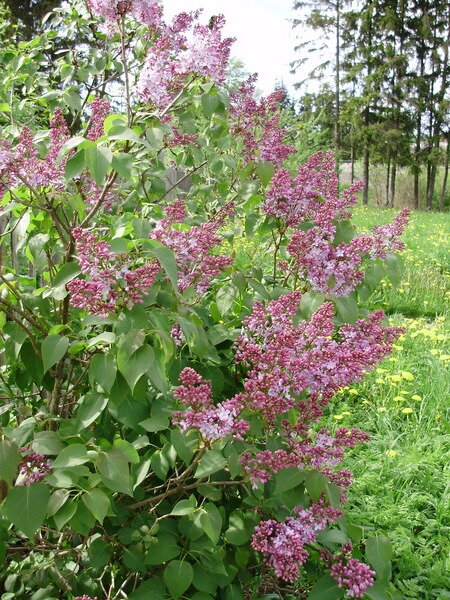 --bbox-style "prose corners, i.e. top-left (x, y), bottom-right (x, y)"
top-left (333, 415), bottom-right (344, 420)
top-left (391, 375), bottom-right (402, 382)
top-left (376, 368), bottom-right (387, 374)
top-left (389, 357), bottom-right (398, 363)
top-left (399, 390), bottom-right (409, 395)
top-left (341, 411), bottom-right (351, 416)
top-left (411, 395), bottom-right (422, 401)
top-left (348, 389), bottom-right (358, 395)
top-left (439, 354), bottom-right (450, 361)
top-left (430, 349), bottom-right (441, 356)
top-left (375, 378), bottom-right (384, 384)
top-left (386, 450), bottom-right (397, 458)
top-left (401, 407), bottom-right (413, 414)
top-left (393, 396), bottom-right (405, 402)
top-left (378, 407), bottom-right (387, 413)
top-left (362, 400), bottom-right (370, 405)
top-left (401, 371), bottom-right (414, 381)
